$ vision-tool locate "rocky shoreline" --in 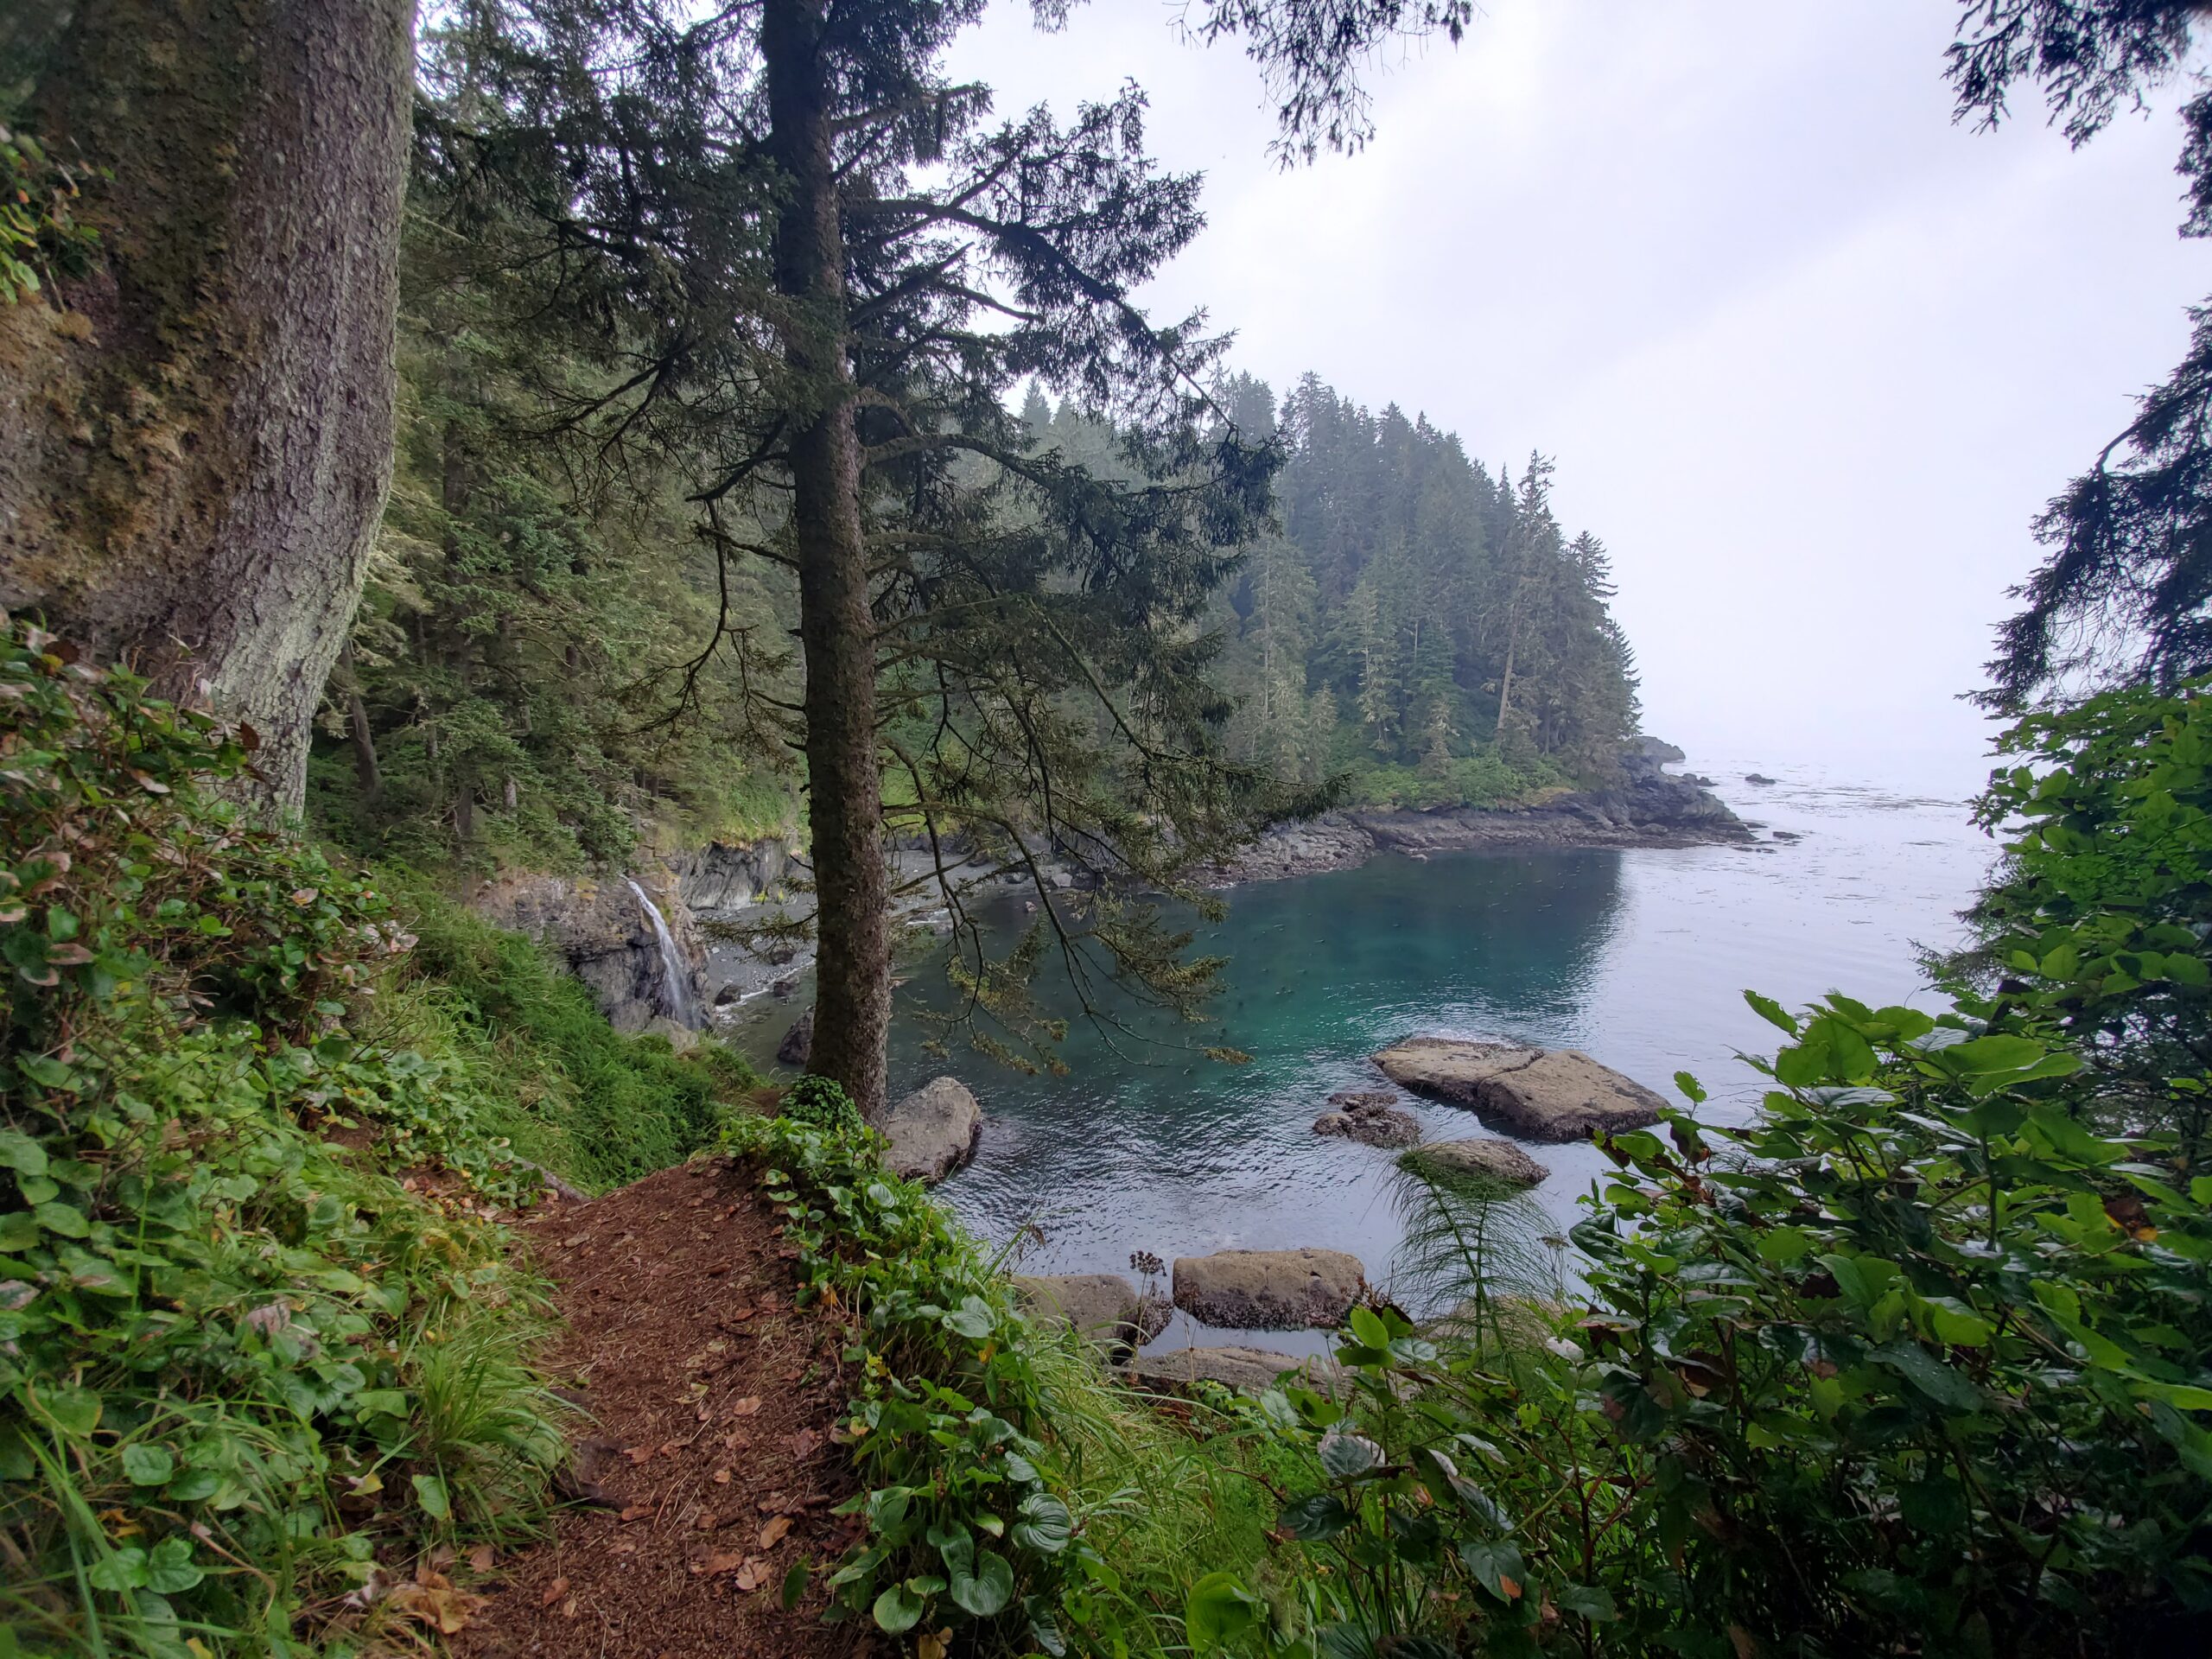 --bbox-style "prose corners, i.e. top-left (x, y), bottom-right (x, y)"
top-left (1203, 737), bottom-right (1750, 885)
top-left (467, 737), bottom-right (1746, 1045)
